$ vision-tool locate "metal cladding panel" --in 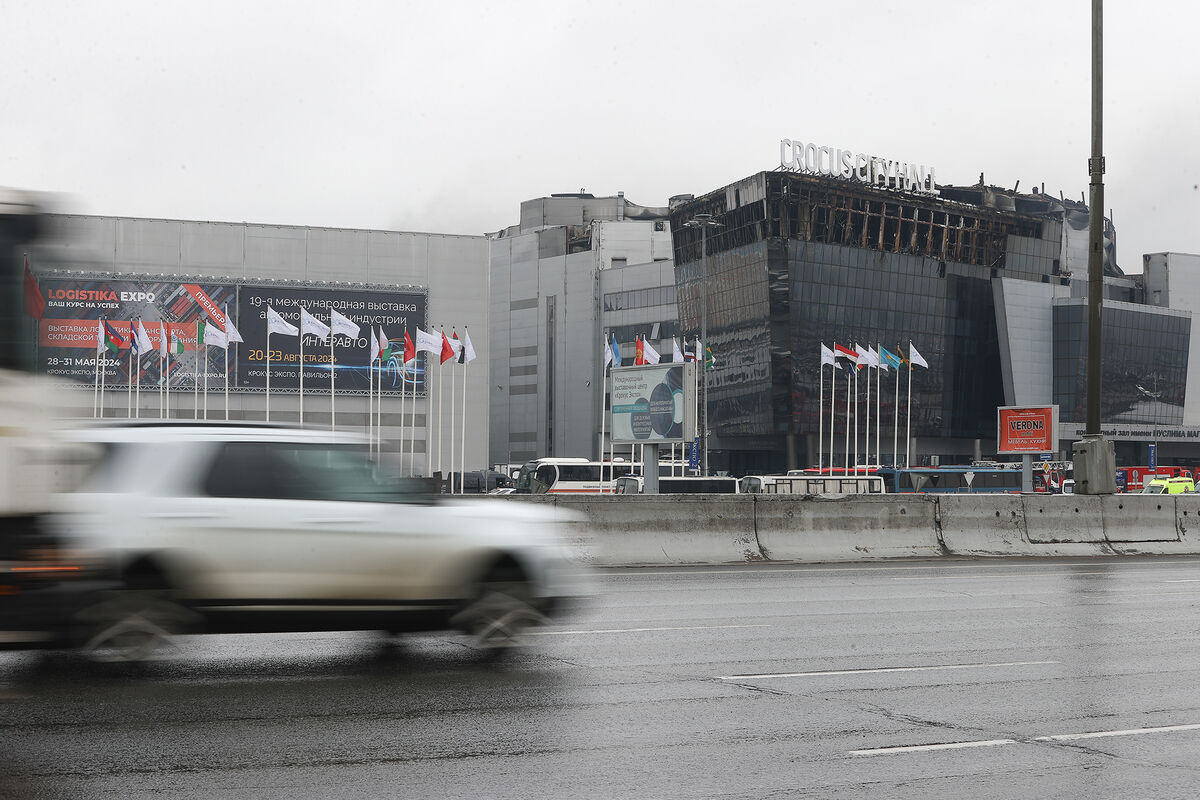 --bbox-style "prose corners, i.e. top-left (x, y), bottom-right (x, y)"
top-left (994, 277), bottom-right (1054, 407)
top-left (307, 228), bottom-right (369, 282)
top-left (180, 222), bottom-right (246, 278)
top-left (519, 199), bottom-right (546, 232)
top-left (42, 215), bottom-right (119, 270)
top-left (116, 218), bottom-right (183, 272)
top-left (365, 231), bottom-right (426, 284)
top-left (244, 225), bottom-right (308, 279)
